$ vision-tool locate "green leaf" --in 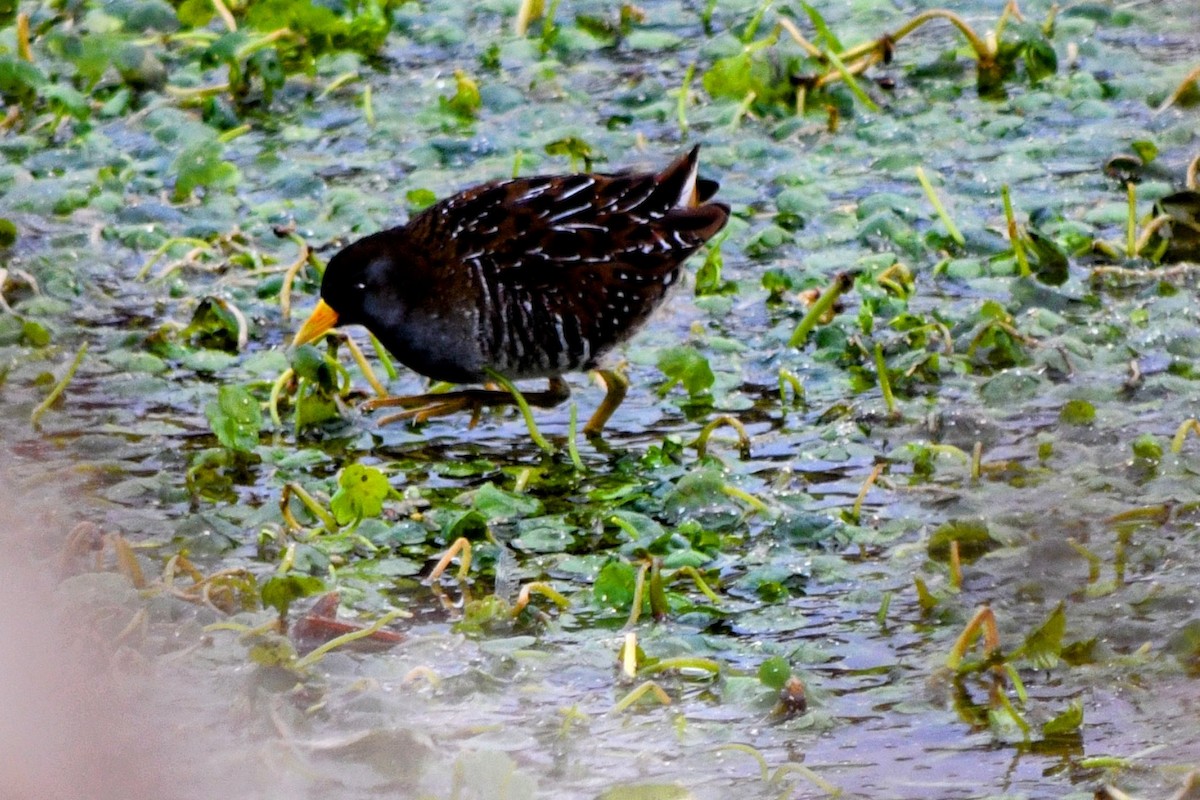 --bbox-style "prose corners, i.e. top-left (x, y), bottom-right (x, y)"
top-left (1042, 700), bottom-right (1084, 737)
top-left (1018, 602), bottom-right (1066, 669)
top-left (1059, 399), bottom-right (1095, 426)
top-left (329, 463), bottom-right (391, 525)
top-left (596, 785), bottom-right (692, 800)
top-left (261, 574), bottom-right (325, 616)
top-left (172, 138), bottom-right (240, 201)
top-left (1131, 140), bottom-right (1158, 166)
top-left (927, 518), bottom-right (1001, 564)
top-left (702, 51), bottom-right (756, 100)
top-left (1022, 39), bottom-right (1057, 84)
top-left (177, 0), bottom-right (215, 28)
top-left (290, 344), bottom-right (338, 391)
top-left (694, 236), bottom-right (736, 296)
top-left (22, 320), bottom-right (52, 347)
top-left (468, 482), bottom-right (543, 520)
top-left (41, 83), bottom-right (90, 120)
top-left (182, 296), bottom-right (242, 352)
top-left (406, 188), bottom-right (438, 211)
top-left (0, 218), bottom-right (16, 248)
top-left (440, 69), bottom-right (481, 119)
top-left (757, 655), bottom-right (791, 689)
top-left (205, 384), bottom-right (263, 453)
top-left (1025, 228), bottom-right (1069, 286)
top-left (0, 56), bottom-right (46, 102)
top-left (593, 559), bottom-right (637, 610)
top-left (1131, 434), bottom-right (1163, 462)
top-left (656, 346), bottom-right (714, 397)
top-left (544, 136), bottom-right (595, 170)
top-left (744, 224), bottom-right (793, 257)
top-left (69, 33), bottom-right (122, 88)
top-left (761, 269), bottom-right (794, 301)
